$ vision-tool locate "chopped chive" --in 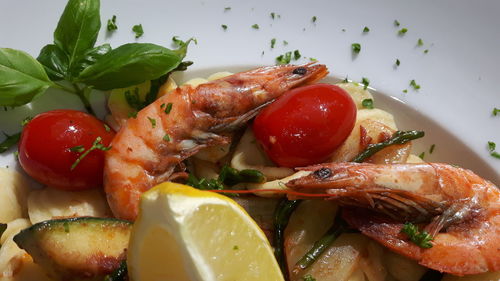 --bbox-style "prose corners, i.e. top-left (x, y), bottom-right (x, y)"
top-left (147, 117), bottom-right (156, 128)
top-left (351, 43), bottom-right (361, 54)
top-left (224, 7), bottom-right (231, 11)
top-left (363, 26), bottom-right (370, 33)
top-left (164, 103), bottom-right (173, 114)
top-left (221, 24), bottom-right (228, 30)
top-left (251, 24), bottom-right (259, 29)
top-left (362, 99), bottom-right (374, 109)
